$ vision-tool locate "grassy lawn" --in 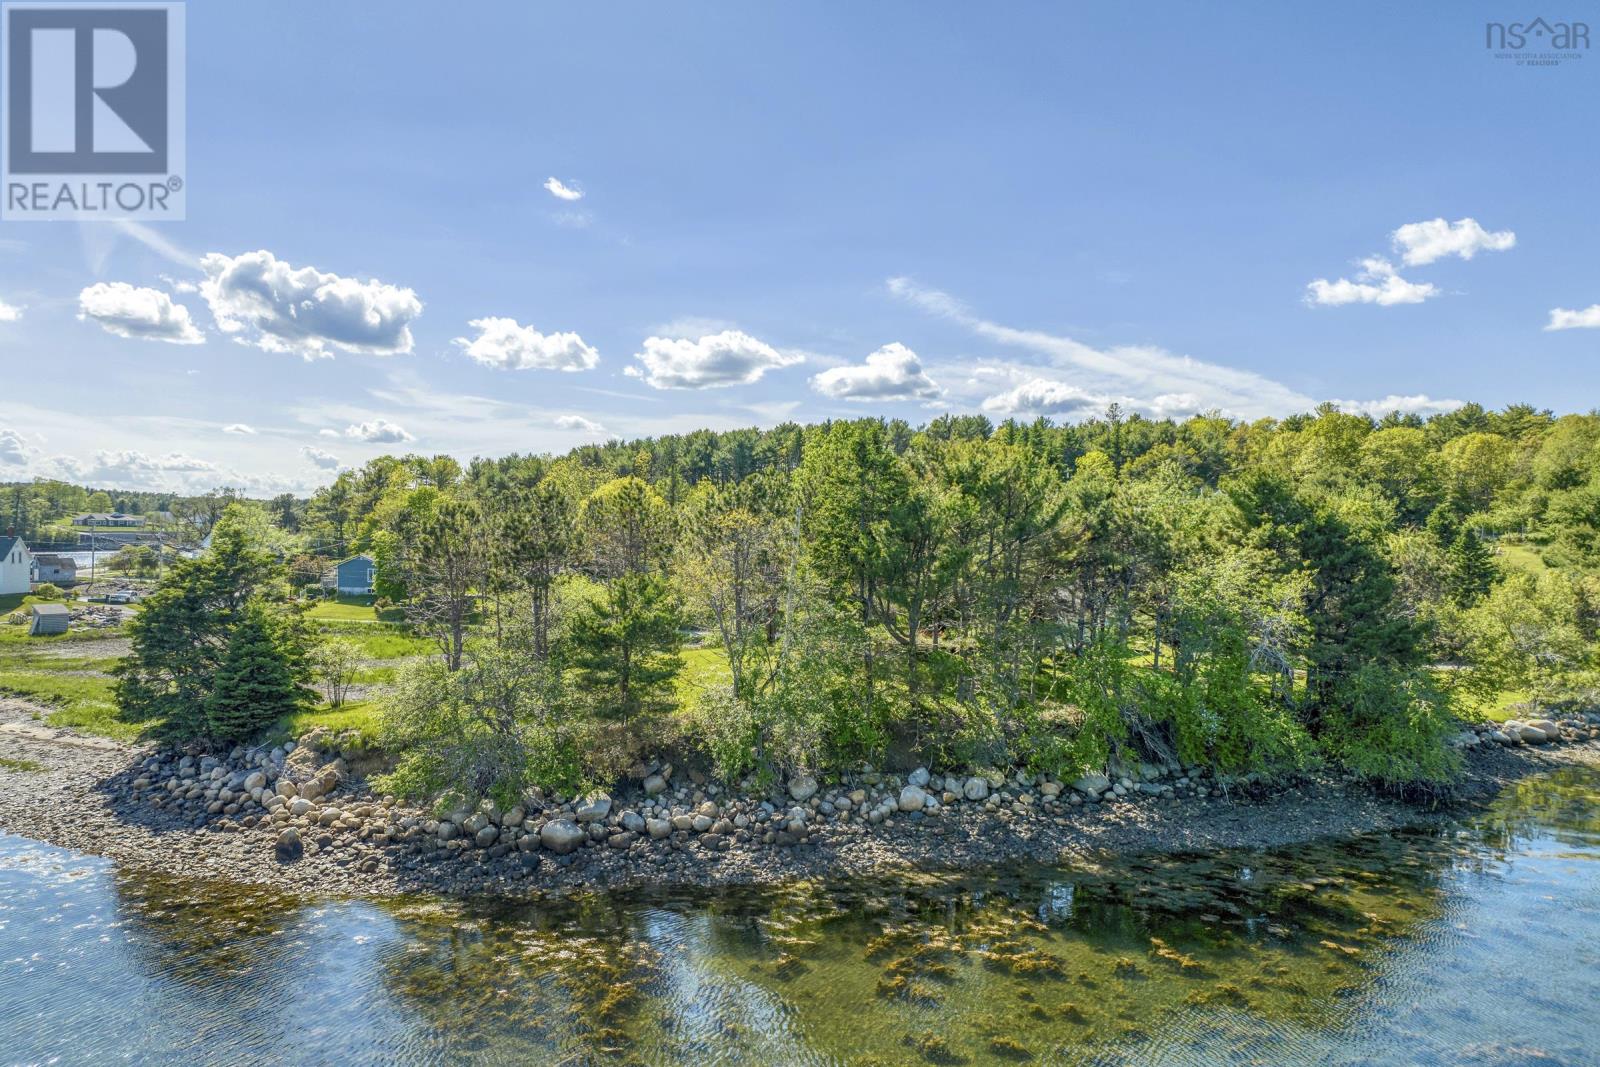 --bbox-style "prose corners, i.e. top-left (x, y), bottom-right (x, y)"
top-left (304, 596), bottom-right (407, 623)
top-left (0, 669), bottom-right (144, 741)
top-left (312, 622), bottom-right (434, 660)
top-left (1497, 541), bottom-right (1549, 577)
top-left (0, 592), bottom-right (130, 645)
top-left (280, 699), bottom-right (382, 742)
top-left (674, 644), bottom-right (733, 704)
top-left (1456, 686), bottom-right (1532, 723)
